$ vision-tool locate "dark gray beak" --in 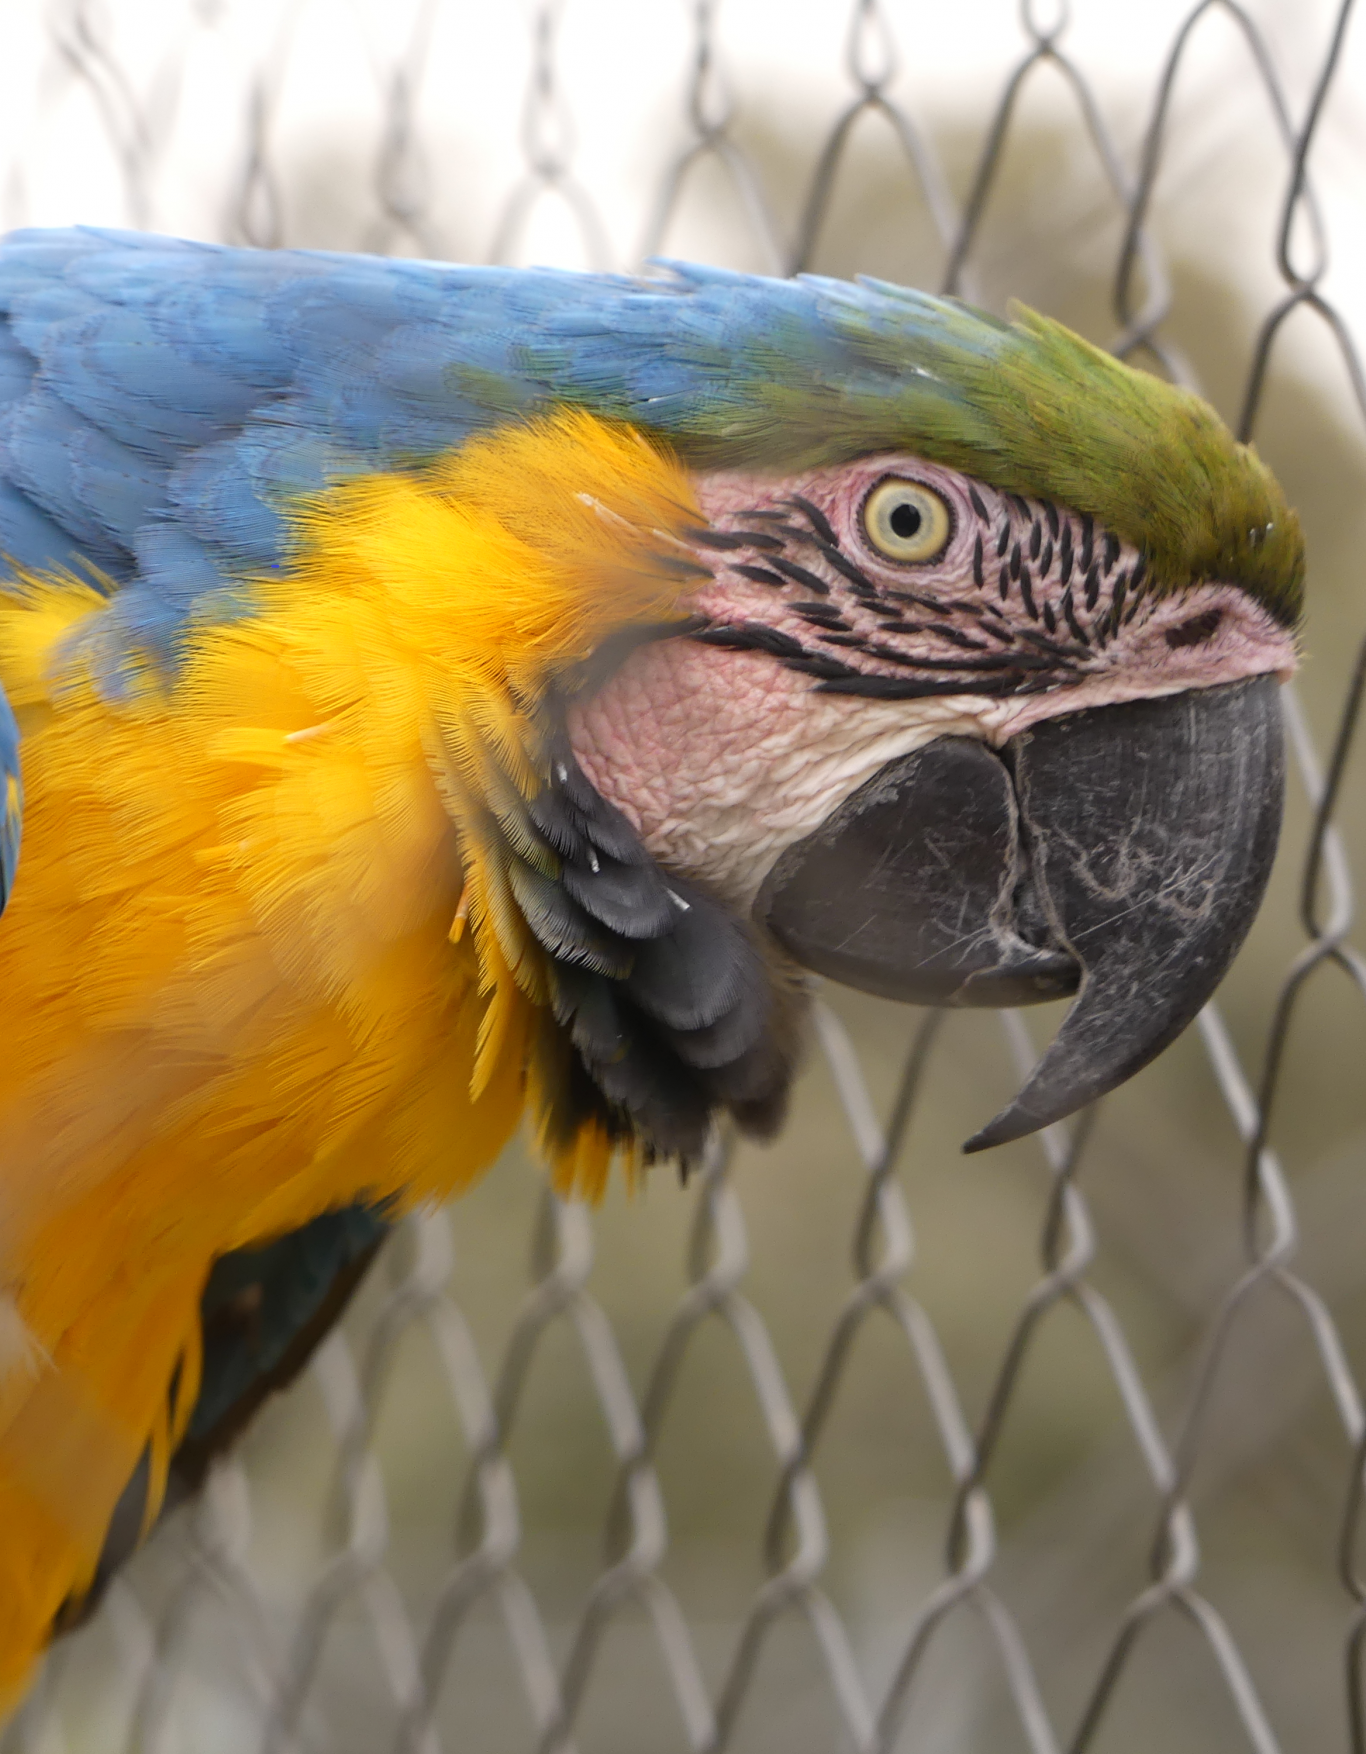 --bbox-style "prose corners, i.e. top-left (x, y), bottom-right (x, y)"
top-left (758, 676), bottom-right (1284, 1150)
